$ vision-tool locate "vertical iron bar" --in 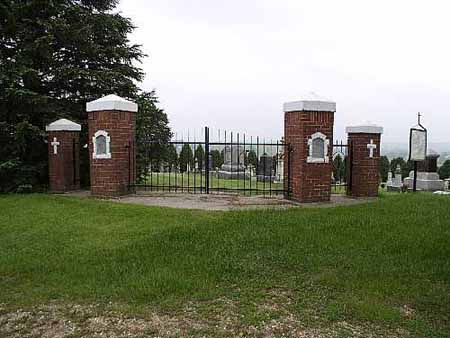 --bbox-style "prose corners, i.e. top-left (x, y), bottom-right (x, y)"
top-left (205, 126), bottom-right (210, 194)
top-left (237, 133), bottom-right (240, 192)
top-left (72, 138), bottom-right (77, 186)
top-left (256, 136), bottom-right (259, 196)
top-left (263, 138), bottom-right (266, 196)
top-left (243, 134), bottom-right (246, 196)
top-left (230, 132), bottom-right (233, 193)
